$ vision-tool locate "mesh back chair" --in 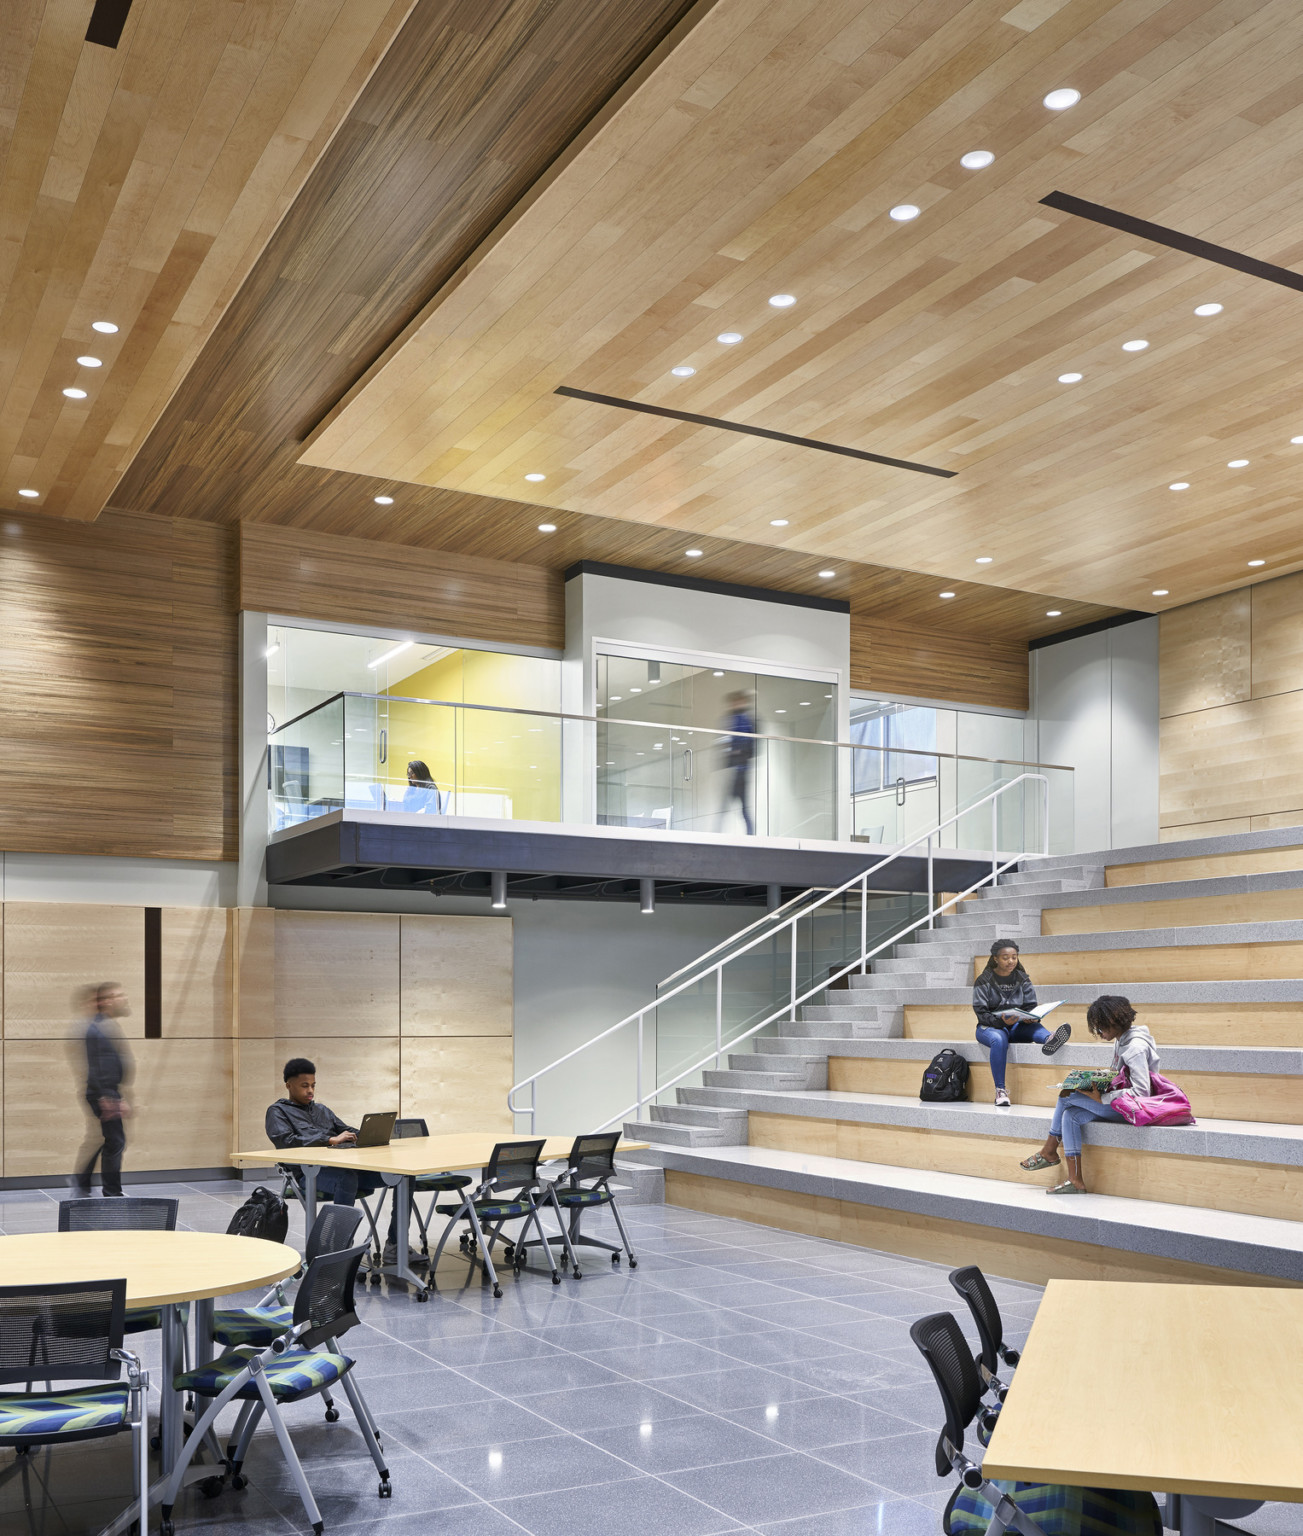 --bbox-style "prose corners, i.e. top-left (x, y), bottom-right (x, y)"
top-left (0, 1280), bottom-right (148, 1535)
top-left (355, 1116), bottom-right (473, 1277)
top-left (911, 1311), bottom-right (1161, 1536)
top-left (543, 1133), bottom-right (638, 1278)
top-left (57, 1195), bottom-right (189, 1358)
top-left (167, 1243), bottom-right (389, 1532)
top-left (949, 1266), bottom-right (1020, 1405)
top-left (428, 1139), bottom-right (564, 1297)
